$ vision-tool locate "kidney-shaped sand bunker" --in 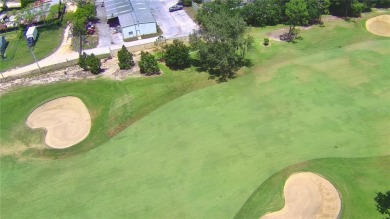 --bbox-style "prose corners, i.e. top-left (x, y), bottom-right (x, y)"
top-left (26, 96), bottom-right (91, 149)
top-left (261, 172), bottom-right (341, 219)
top-left (366, 15), bottom-right (390, 37)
